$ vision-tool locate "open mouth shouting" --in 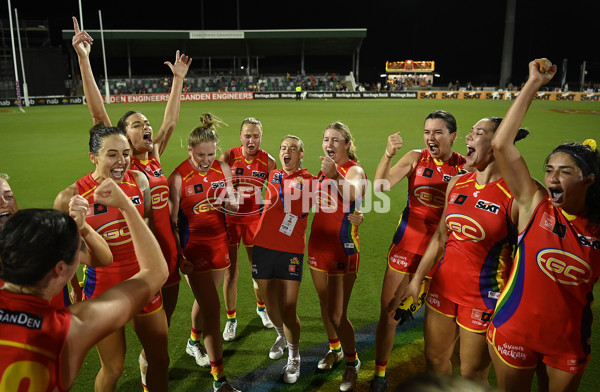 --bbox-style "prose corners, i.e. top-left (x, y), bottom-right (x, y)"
top-left (549, 187), bottom-right (564, 203)
top-left (142, 130), bottom-right (153, 145)
top-left (428, 142), bottom-right (440, 156)
top-left (111, 167), bottom-right (126, 182)
top-left (466, 144), bottom-right (475, 158)
top-left (326, 149), bottom-right (336, 160)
